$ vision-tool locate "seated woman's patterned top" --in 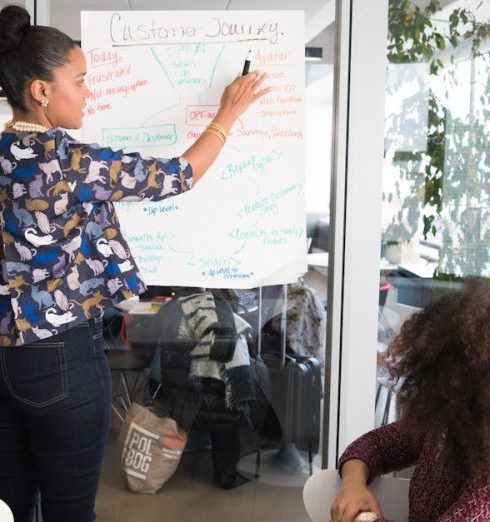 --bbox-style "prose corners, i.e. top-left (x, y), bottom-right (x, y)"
top-left (339, 421), bottom-right (490, 521)
top-left (0, 127), bottom-right (193, 346)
